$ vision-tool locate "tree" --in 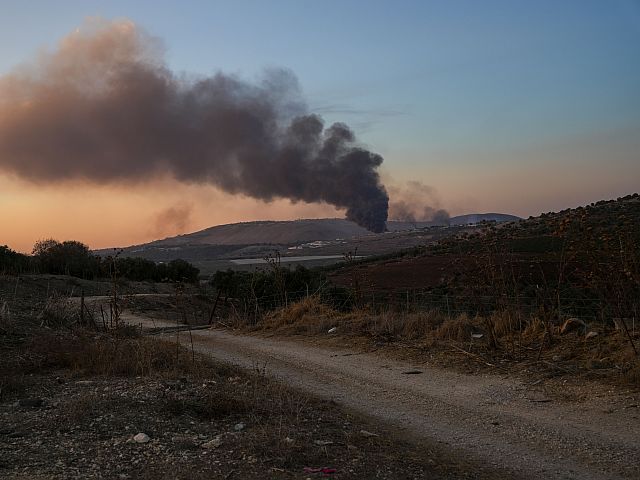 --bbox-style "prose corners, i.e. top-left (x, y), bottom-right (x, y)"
top-left (0, 245), bottom-right (31, 274)
top-left (166, 259), bottom-right (199, 283)
top-left (32, 238), bottom-right (60, 256)
top-left (31, 239), bottom-right (99, 278)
